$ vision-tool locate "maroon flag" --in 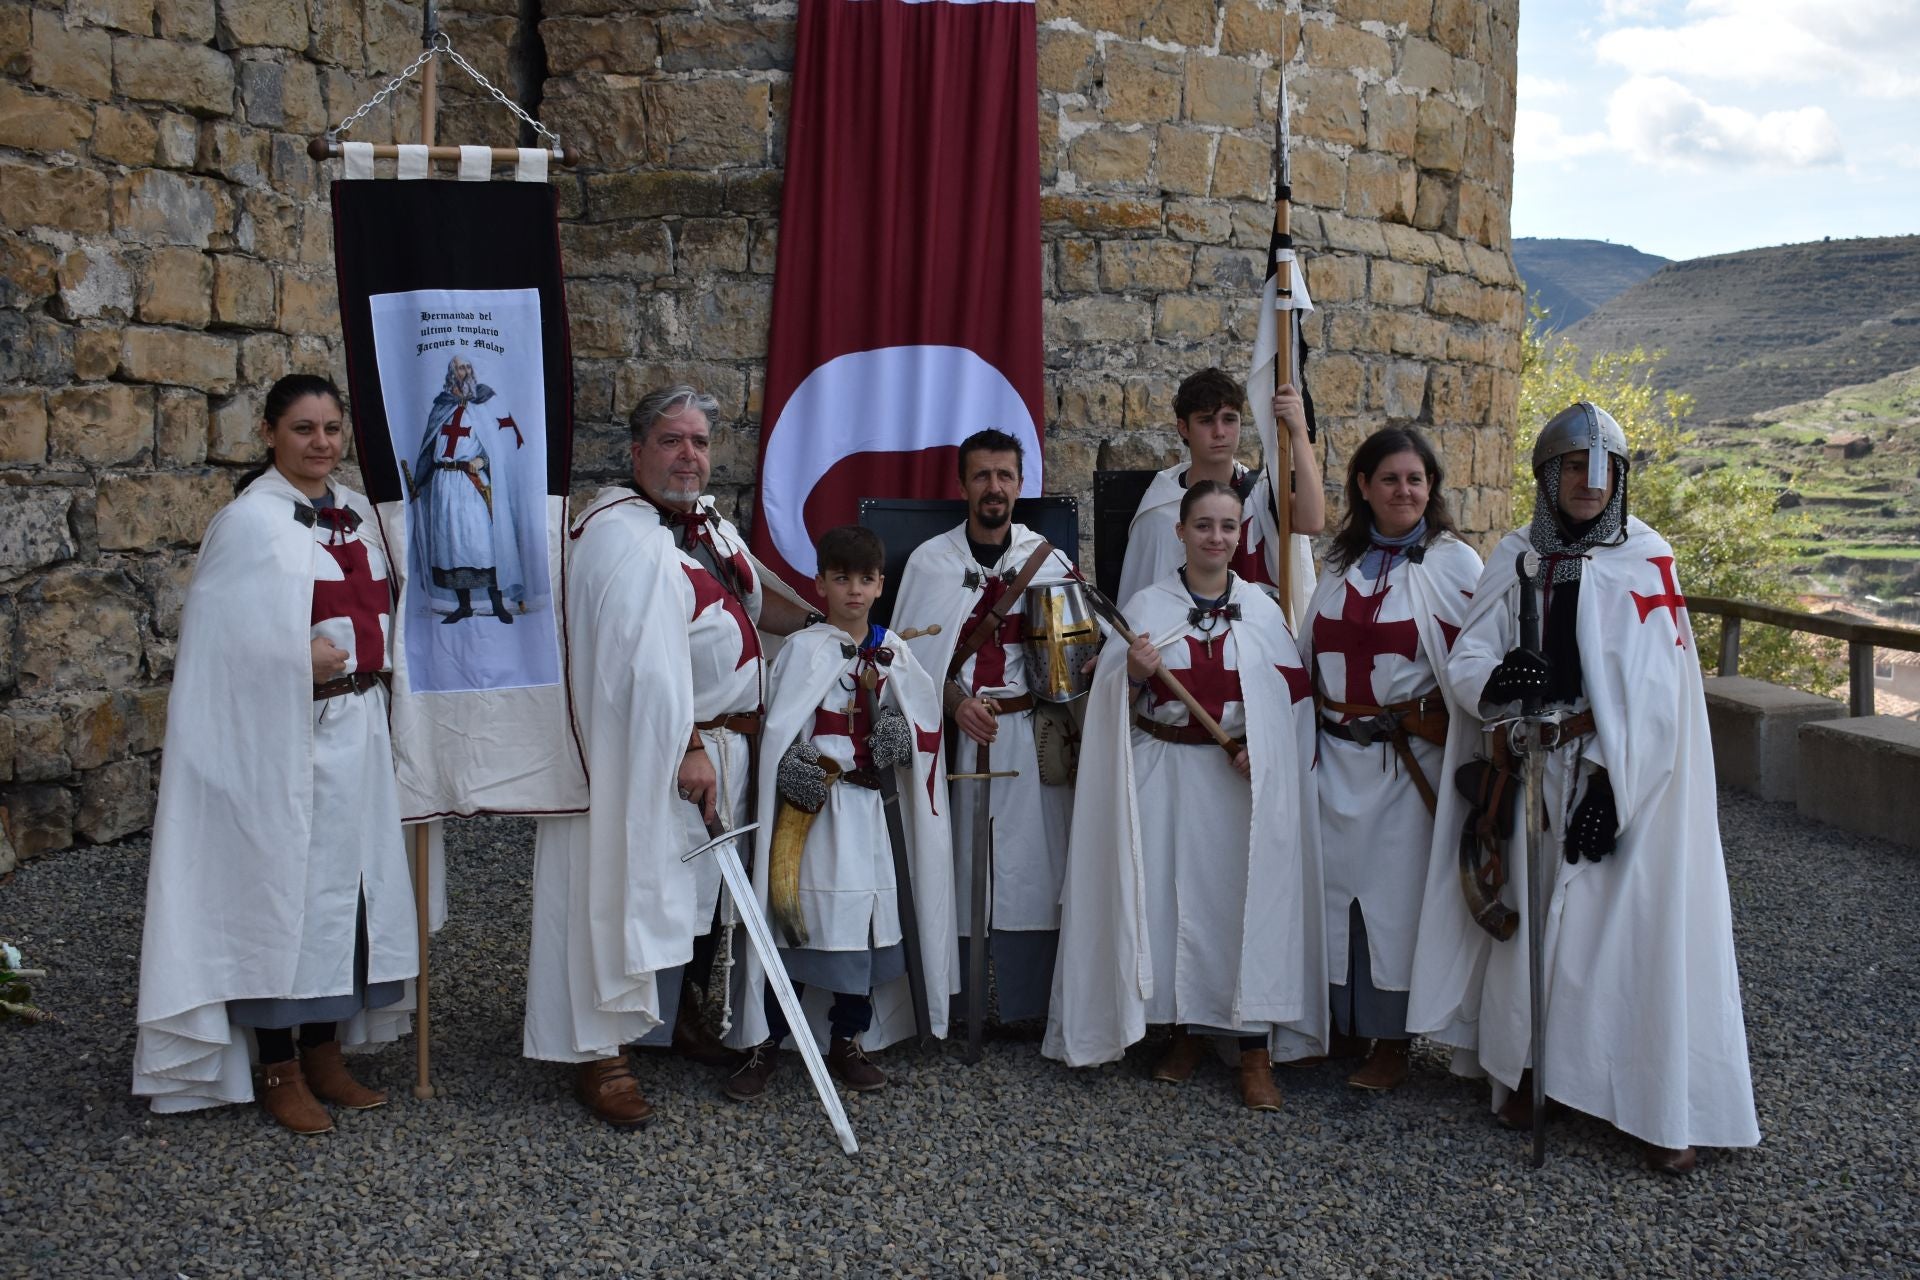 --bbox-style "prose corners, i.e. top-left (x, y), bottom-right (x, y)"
top-left (751, 0), bottom-right (1043, 594)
